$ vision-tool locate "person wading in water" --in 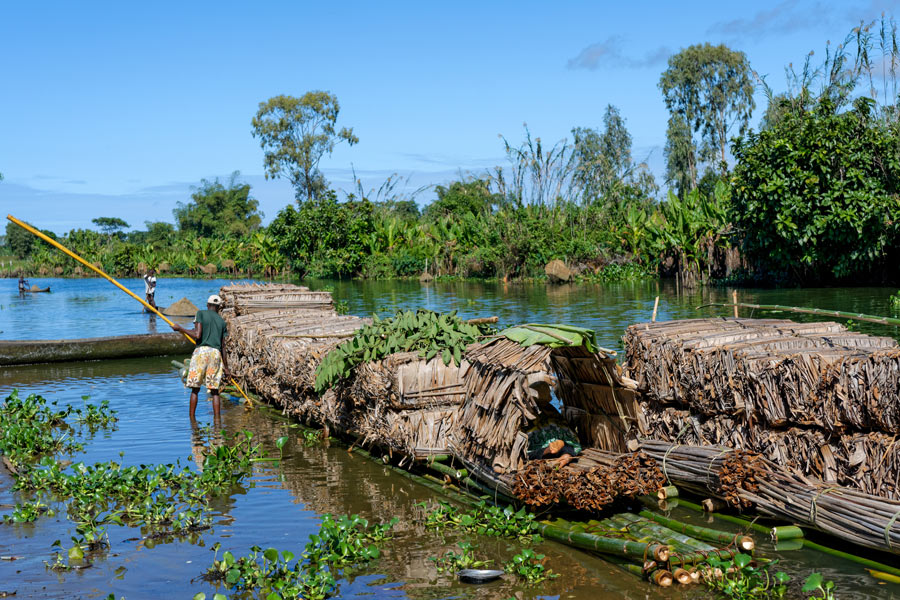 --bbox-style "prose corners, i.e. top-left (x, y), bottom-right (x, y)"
top-left (170, 294), bottom-right (230, 421)
top-left (143, 267), bottom-right (157, 310)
